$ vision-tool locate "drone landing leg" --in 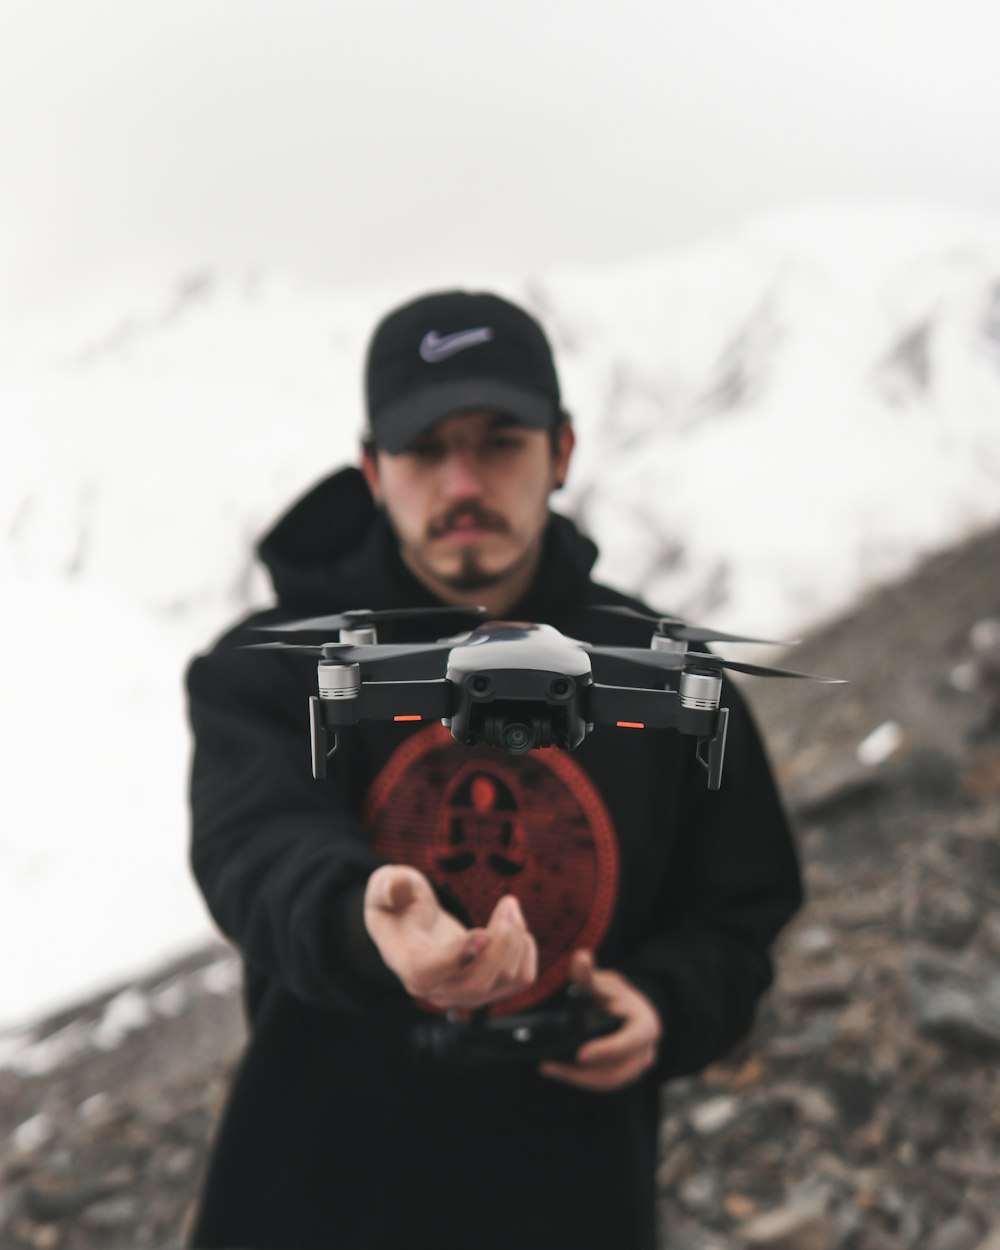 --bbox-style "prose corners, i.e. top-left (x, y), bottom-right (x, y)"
top-left (309, 697), bottom-right (339, 780)
top-left (696, 706), bottom-right (729, 791)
